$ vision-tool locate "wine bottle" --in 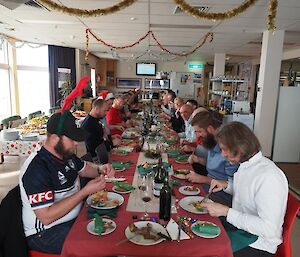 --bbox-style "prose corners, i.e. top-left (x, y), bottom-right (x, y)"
top-left (153, 158), bottom-right (165, 197)
top-left (159, 169), bottom-right (171, 221)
